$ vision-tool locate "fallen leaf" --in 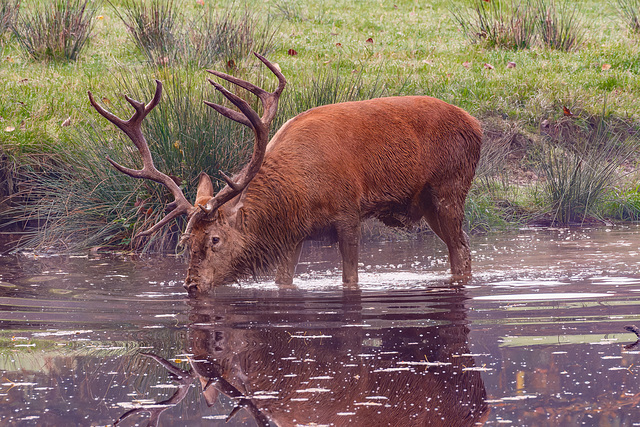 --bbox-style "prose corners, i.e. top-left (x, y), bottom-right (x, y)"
top-left (602, 63), bottom-right (611, 70)
top-left (5, 126), bottom-right (15, 132)
top-left (462, 61), bottom-right (472, 69)
top-left (335, 42), bottom-right (342, 47)
top-left (483, 63), bottom-right (494, 69)
top-left (287, 48), bottom-right (298, 56)
top-left (19, 120), bottom-right (25, 130)
top-left (507, 61), bottom-right (516, 69)
top-left (563, 106), bottom-right (573, 116)
top-left (96, 15), bottom-right (104, 20)
top-left (101, 97), bottom-right (111, 106)
top-left (18, 78), bottom-right (28, 84)
top-left (146, 207), bottom-right (153, 216)
top-left (226, 59), bottom-right (236, 69)
top-left (366, 38), bottom-right (374, 43)
top-left (61, 117), bottom-right (71, 127)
